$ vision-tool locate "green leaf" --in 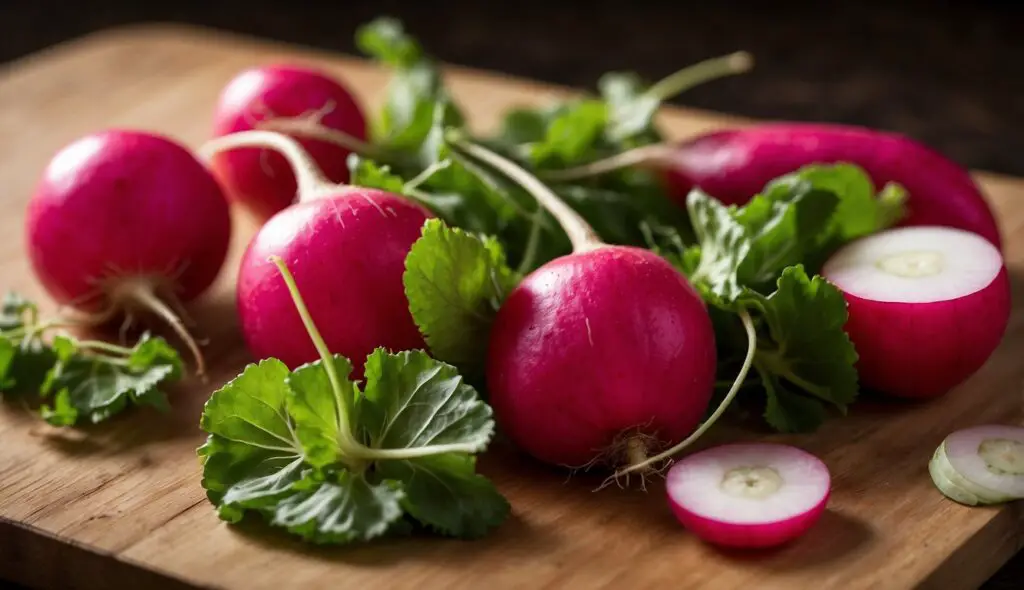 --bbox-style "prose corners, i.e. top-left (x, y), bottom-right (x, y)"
top-left (269, 471), bottom-right (405, 544)
top-left (285, 355), bottom-right (355, 468)
top-left (198, 359), bottom-right (305, 517)
top-left (359, 348), bottom-right (495, 453)
top-left (376, 453), bottom-right (510, 538)
top-left (0, 291), bottom-right (36, 331)
top-left (403, 219), bottom-right (520, 377)
top-left (347, 154), bottom-right (408, 194)
top-left (198, 346), bottom-right (509, 544)
top-left (740, 266), bottom-right (859, 432)
top-left (36, 332), bottom-right (181, 425)
top-left (598, 72), bottom-right (660, 144)
top-left (529, 100), bottom-right (608, 167)
top-left (200, 359), bottom-right (296, 448)
top-left (356, 17), bottom-right (463, 153)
